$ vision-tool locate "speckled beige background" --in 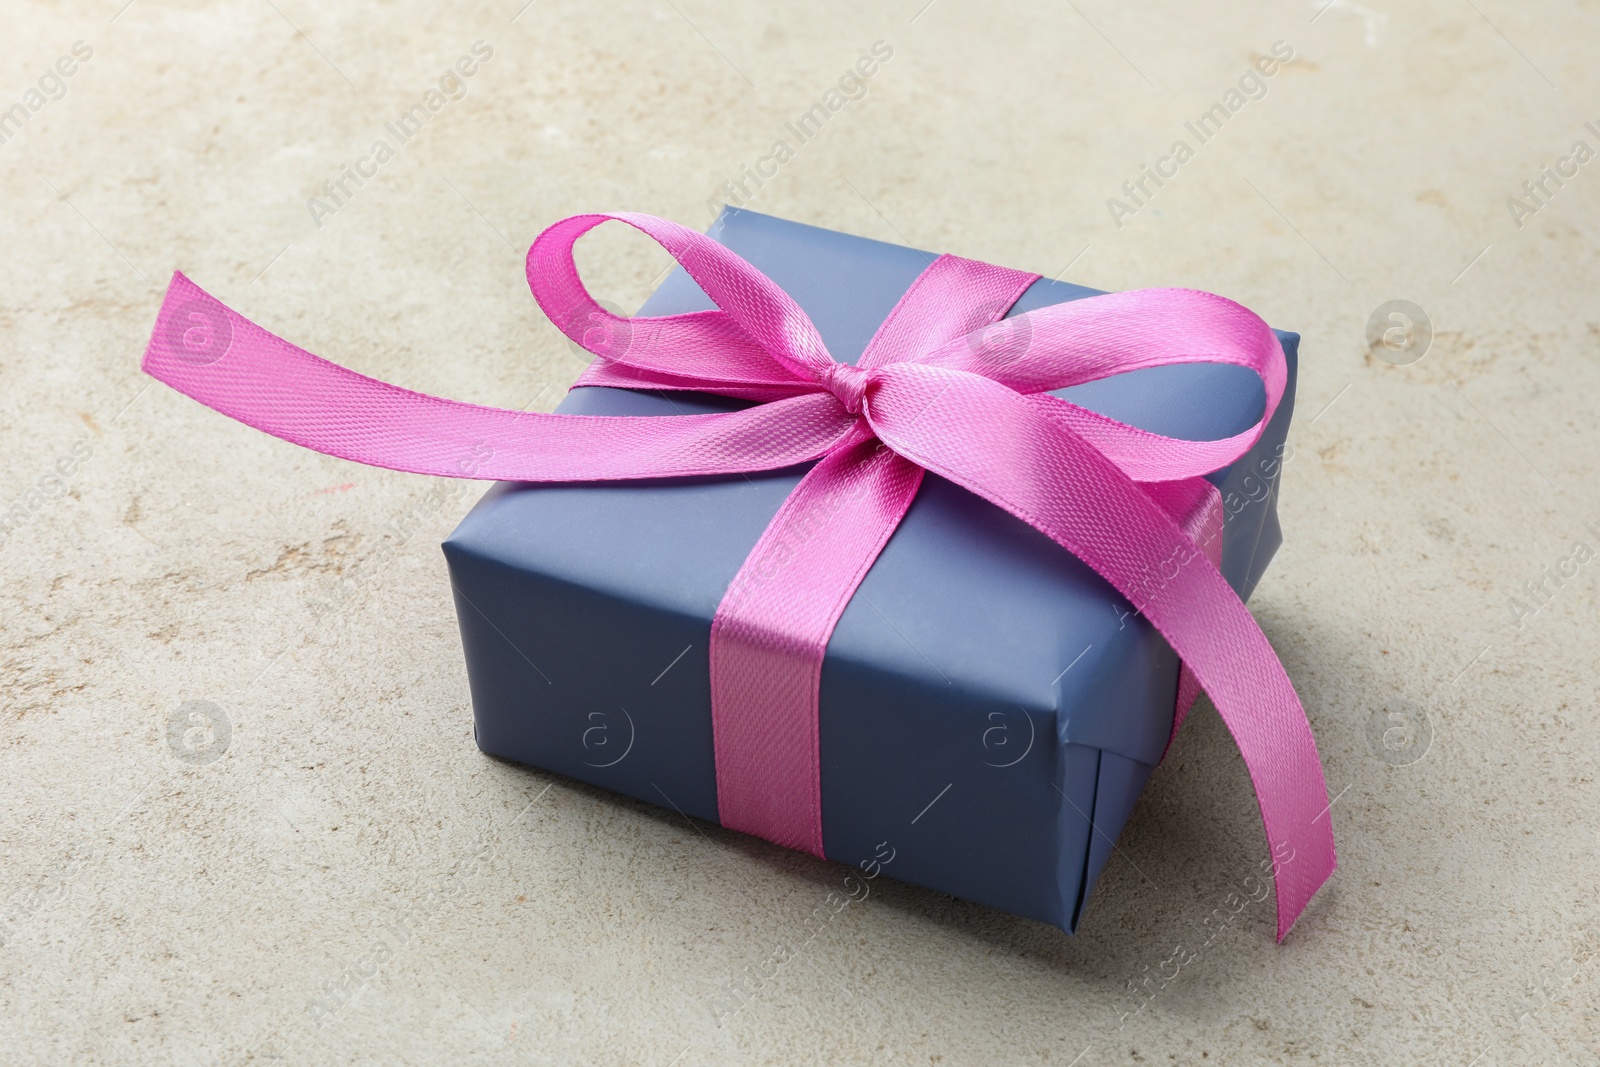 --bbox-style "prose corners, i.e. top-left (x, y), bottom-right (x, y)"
top-left (2, 0), bottom-right (1598, 1063)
